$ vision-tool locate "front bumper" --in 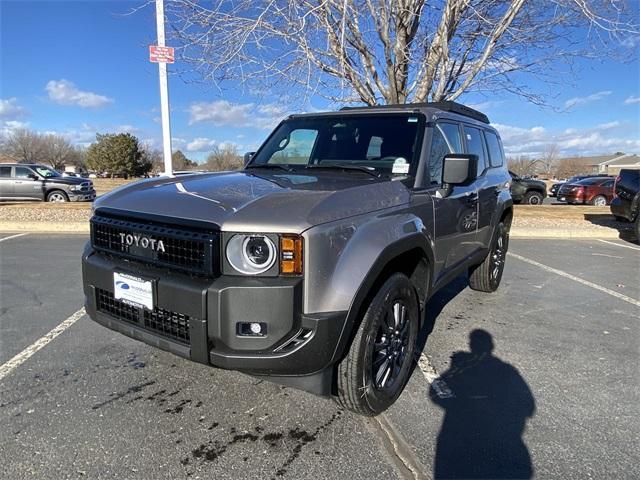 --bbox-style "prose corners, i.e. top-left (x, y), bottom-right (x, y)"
top-left (69, 189), bottom-right (96, 202)
top-left (81, 246), bottom-right (346, 395)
